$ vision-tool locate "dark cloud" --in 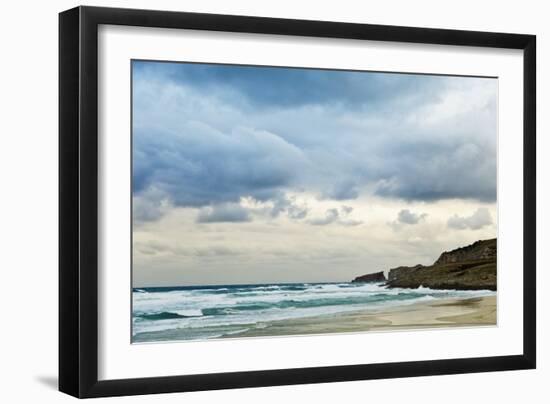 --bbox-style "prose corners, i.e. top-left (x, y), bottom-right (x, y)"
top-left (374, 141), bottom-right (496, 202)
top-left (268, 194), bottom-right (309, 220)
top-left (397, 209), bottom-right (428, 225)
top-left (195, 195), bottom-right (310, 224)
top-left (133, 62), bottom-right (497, 223)
top-left (322, 181), bottom-right (360, 200)
top-left (133, 124), bottom-right (308, 209)
top-left (287, 205), bottom-right (309, 220)
top-left (133, 60), bottom-right (446, 110)
top-left (447, 208), bottom-right (493, 230)
top-left (308, 206), bottom-right (362, 226)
